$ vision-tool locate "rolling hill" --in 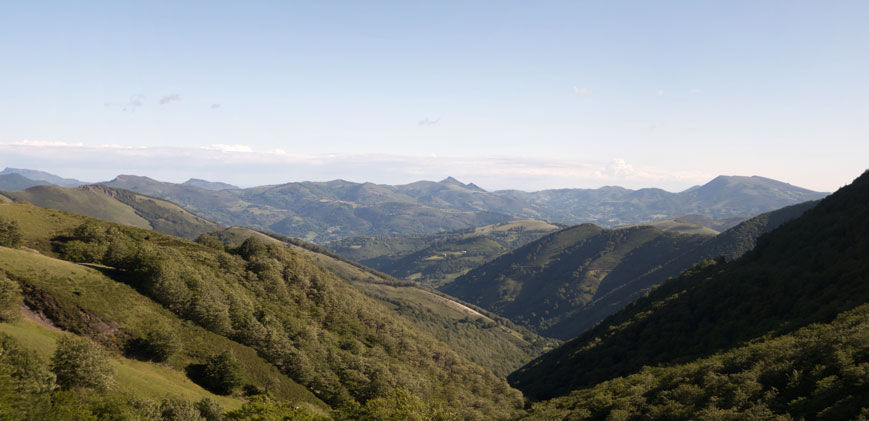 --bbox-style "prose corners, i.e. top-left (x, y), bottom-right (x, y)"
top-left (0, 167), bottom-right (85, 187)
top-left (0, 201), bottom-right (526, 419)
top-left (328, 219), bottom-right (562, 287)
top-left (1, 184), bottom-right (223, 240)
top-left (508, 170), bottom-right (869, 412)
top-left (442, 200), bottom-right (818, 340)
top-left (0, 173), bottom-right (48, 191)
top-left (207, 225), bottom-right (558, 377)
